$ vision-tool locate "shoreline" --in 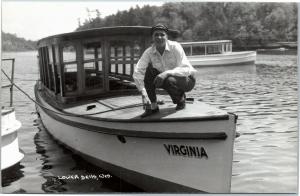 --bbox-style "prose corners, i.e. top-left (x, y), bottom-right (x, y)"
top-left (3, 42), bottom-right (298, 53)
top-left (233, 42), bottom-right (298, 51)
